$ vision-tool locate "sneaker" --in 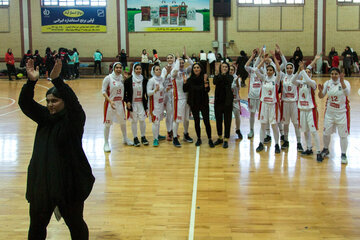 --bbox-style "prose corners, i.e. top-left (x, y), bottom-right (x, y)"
top-left (280, 135), bottom-right (285, 142)
top-left (124, 138), bottom-right (134, 146)
top-left (281, 140), bottom-right (289, 150)
top-left (317, 153), bottom-right (323, 162)
top-left (264, 135), bottom-right (271, 144)
top-left (141, 136), bottom-right (149, 145)
top-left (208, 139), bottom-right (215, 148)
top-left (153, 139), bottom-right (159, 147)
top-left (166, 131), bottom-right (173, 141)
top-left (195, 139), bottom-right (202, 146)
top-left (133, 137), bottom-right (140, 147)
top-left (301, 149), bottom-right (313, 155)
top-left (297, 143), bottom-right (304, 152)
top-left (275, 144), bottom-right (281, 154)
top-left (214, 138), bottom-right (223, 146)
top-left (223, 141), bottom-right (229, 149)
top-left (256, 142), bottom-right (264, 152)
top-left (184, 133), bottom-right (193, 143)
top-left (320, 148), bottom-right (330, 158)
top-left (158, 135), bottom-right (166, 141)
top-left (247, 130), bottom-right (254, 139)
top-left (104, 142), bottom-right (111, 152)
top-left (341, 154), bottom-right (348, 164)
top-left (236, 129), bottom-right (243, 140)
top-left (173, 137), bottom-right (181, 147)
